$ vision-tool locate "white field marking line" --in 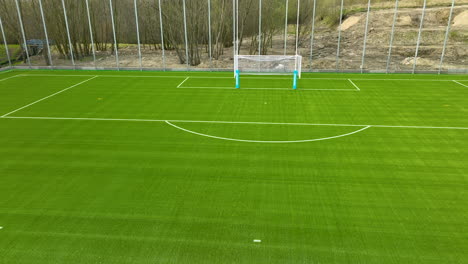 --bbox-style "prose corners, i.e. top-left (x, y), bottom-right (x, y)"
top-left (177, 77), bottom-right (190, 88)
top-left (165, 121), bottom-right (371, 143)
top-left (0, 74), bottom-right (23, 82)
top-left (178, 86), bottom-right (234, 89)
top-left (348, 79), bottom-right (361, 91)
top-left (0, 69), bottom-right (12, 74)
top-left (179, 86), bottom-right (356, 91)
top-left (301, 88), bottom-right (356, 91)
top-left (1, 116), bottom-right (468, 130)
top-left (1, 76), bottom-right (99, 117)
top-left (345, 78), bottom-right (461, 82)
top-left (253, 239), bottom-right (261, 243)
top-left (15, 73), bottom-right (467, 82)
top-left (179, 86), bottom-right (290, 90)
top-left (452, 80), bottom-right (468, 88)
top-left (19, 74), bottom-right (188, 78)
